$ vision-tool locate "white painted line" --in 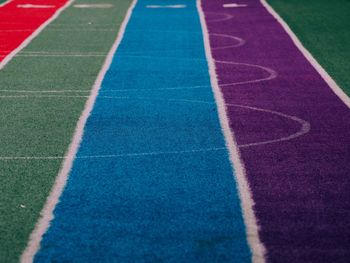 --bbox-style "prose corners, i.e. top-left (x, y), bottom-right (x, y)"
top-left (0, 0), bottom-right (12, 8)
top-left (197, 0), bottom-right (266, 262)
top-left (206, 12), bottom-right (233, 23)
top-left (16, 54), bottom-right (106, 57)
top-left (0, 0), bottom-right (74, 71)
top-left (260, 0), bottom-right (350, 109)
top-left (17, 4), bottom-right (55, 8)
top-left (0, 147), bottom-right (226, 161)
top-left (229, 103), bottom-right (311, 148)
top-left (0, 29), bottom-right (117, 32)
top-left (0, 89), bottom-right (89, 93)
top-left (146, 4), bottom-right (186, 9)
top-left (19, 0), bottom-right (138, 262)
top-left (223, 3), bottom-right (248, 8)
top-left (211, 33), bottom-right (245, 50)
top-left (216, 60), bottom-right (277, 86)
top-left (73, 3), bottom-right (113, 8)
